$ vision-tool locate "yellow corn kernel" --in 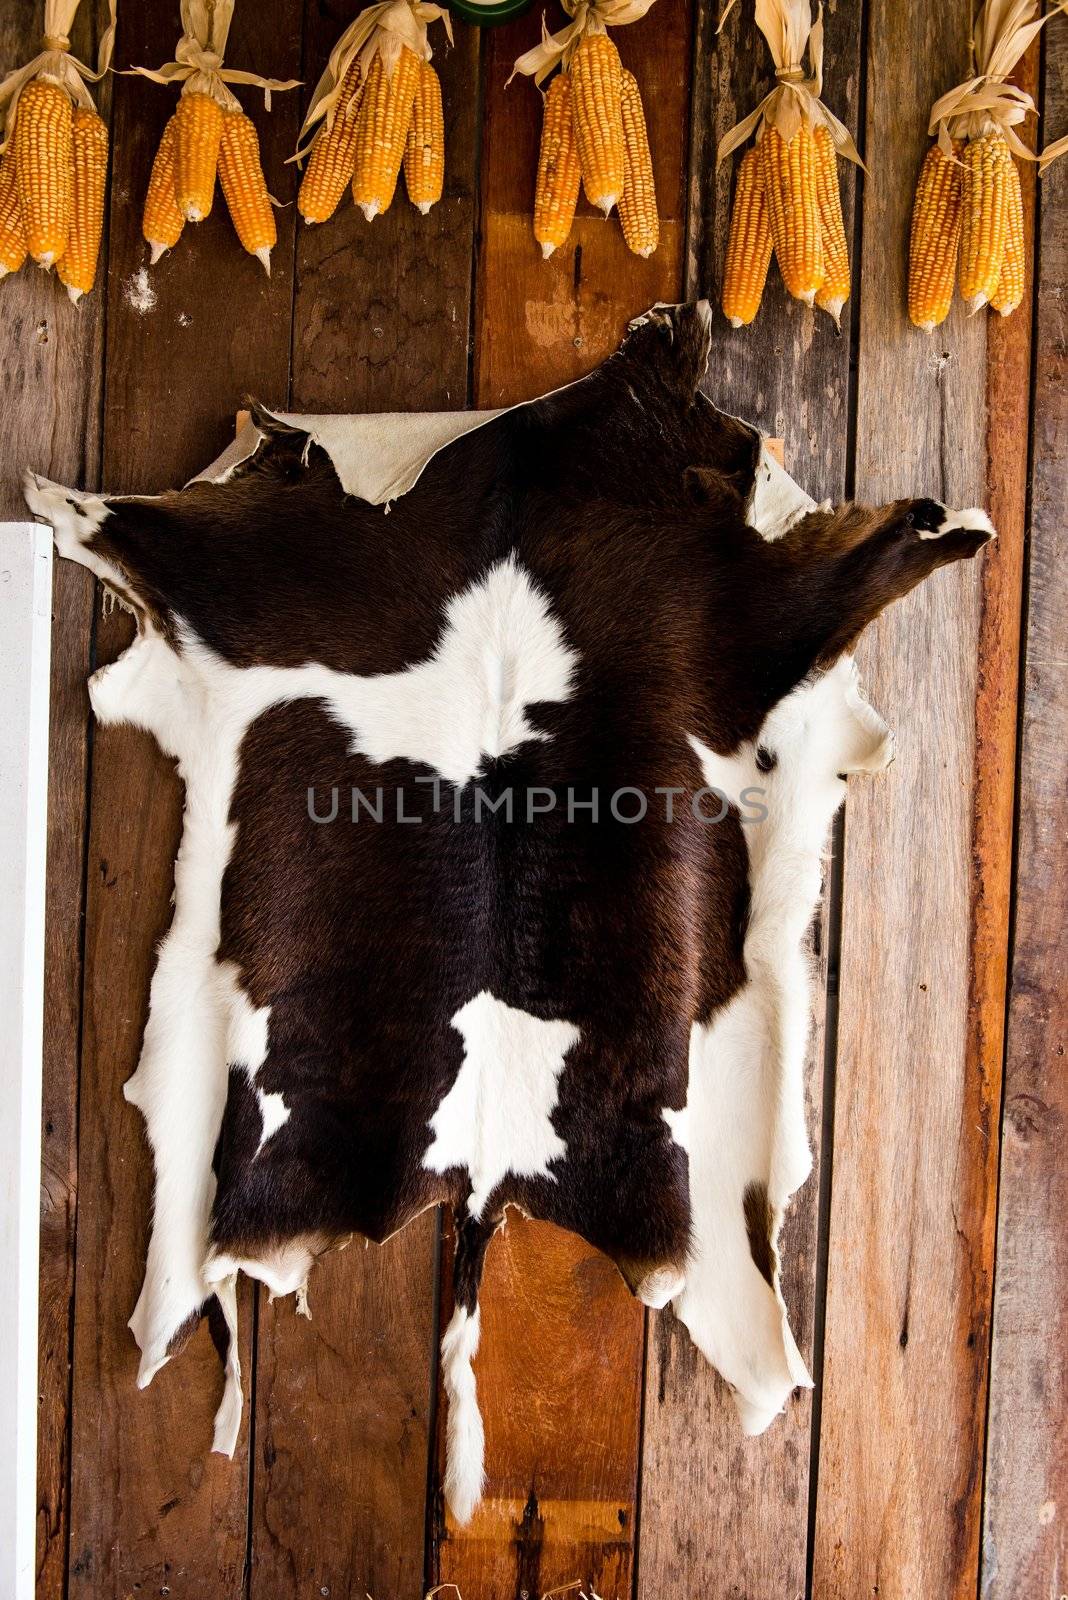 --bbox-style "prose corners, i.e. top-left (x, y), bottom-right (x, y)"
top-left (403, 59), bottom-right (444, 214)
top-left (721, 144), bottom-right (772, 327)
top-left (298, 57), bottom-right (364, 225)
top-left (143, 116), bottom-right (185, 262)
top-left (56, 107), bottom-right (108, 303)
top-left (990, 154), bottom-right (1024, 317)
top-left (571, 32), bottom-right (624, 215)
top-left (174, 89), bottom-right (223, 222)
top-left (352, 47), bottom-right (421, 221)
top-left (959, 129), bottom-right (1013, 311)
top-left (0, 153), bottom-right (27, 277)
top-left (813, 124), bottom-right (849, 325)
top-left (13, 77), bottom-right (73, 266)
top-left (533, 71), bottom-right (581, 258)
top-left (218, 110), bottom-right (276, 273)
top-left (618, 69), bottom-right (657, 258)
top-left (760, 121), bottom-right (823, 305)
top-left (908, 140), bottom-right (963, 330)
